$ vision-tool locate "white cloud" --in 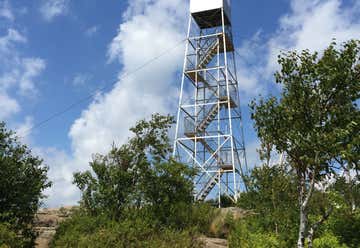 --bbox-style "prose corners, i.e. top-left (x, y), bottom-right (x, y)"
top-left (266, 0), bottom-right (360, 75)
top-left (0, 29), bottom-right (46, 122)
top-left (70, 0), bottom-right (187, 162)
top-left (85, 25), bottom-right (99, 37)
top-left (72, 73), bottom-right (92, 86)
top-left (0, 28), bottom-right (26, 53)
top-left (0, 92), bottom-right (20, 119)
top-left (0, 57), bottom-right (46, 97)
top-left (35, 0), bottom-right (188, 207)
top-left (14, 116), bottom-right (33, 144)
top-left (0, 0), bottom-right (14, 21)
top-left (0, 29), bottom-right (25, 120)
top-left (236, 32), bottom-right (267, 100)
top-left (19, 58), bottom-right (46, 96)
top-left (40, 0), bottom-right (69, 21)
top-left (237, 0), bottom-right (360, 99)
top-left (34, 147), bottom-right (80, 207)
